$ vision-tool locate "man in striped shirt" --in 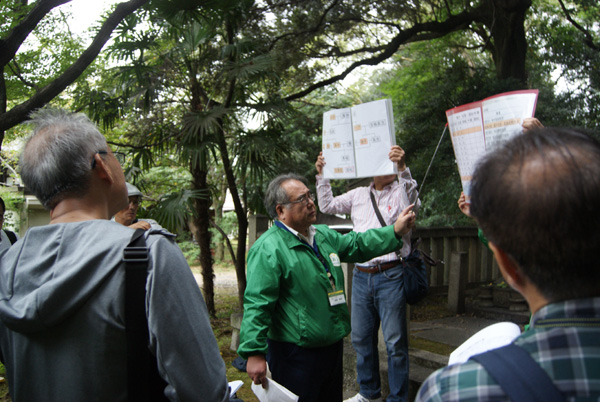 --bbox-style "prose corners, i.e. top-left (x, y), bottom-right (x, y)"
top-left (417, 127), bottom-right (600, 401)
top-left (316, 145), bottom-right (421, 402)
